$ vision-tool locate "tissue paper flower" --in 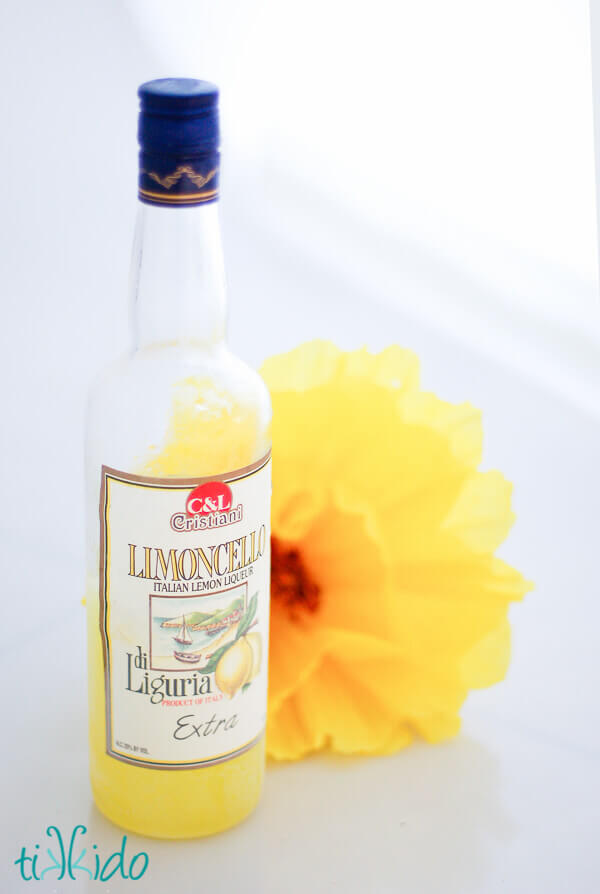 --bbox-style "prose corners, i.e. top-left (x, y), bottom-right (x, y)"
top-left (262, 341), bottom-right (531, 760)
